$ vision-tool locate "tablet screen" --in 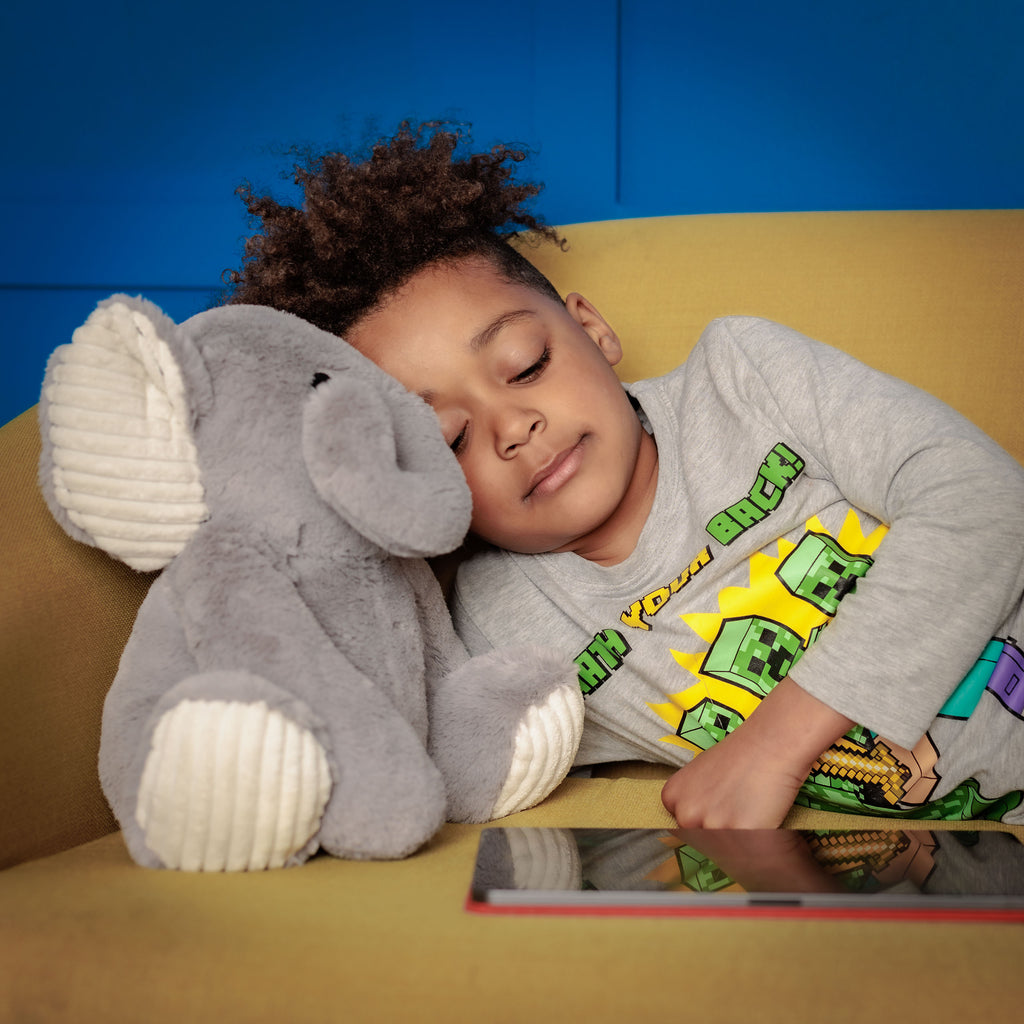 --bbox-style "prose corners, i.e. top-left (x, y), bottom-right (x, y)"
top-left (468, 826), bottom-right (1024, 919)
